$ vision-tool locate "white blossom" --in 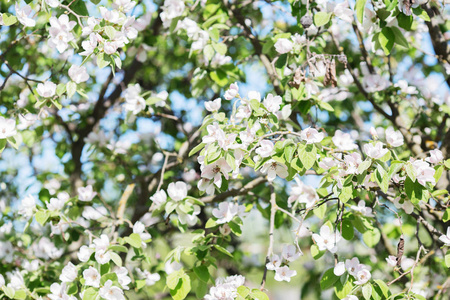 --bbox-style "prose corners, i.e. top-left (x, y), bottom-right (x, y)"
top-left (274, 38), bottom-right (293, 54)
top-left (60, 262), bottom-right (78, 282)
top-left (0, 117), bottom-right (17, 139)
top-left (312, 224), bottom-right (342, 253)
top-left (37, 81), bottom-right (57, 98)
top-left (68, 65), bottom-right (90, 84)
top-left (83, 267), bottom-right (100, 288)
top-left (78, 185), bottom-right (97, 202)
top-left (364, 142), bottom-right (388, 159)
top-left (167, 181), bottom-right (188, 201)
top-left (274, 266), bottom-right (297, 282)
